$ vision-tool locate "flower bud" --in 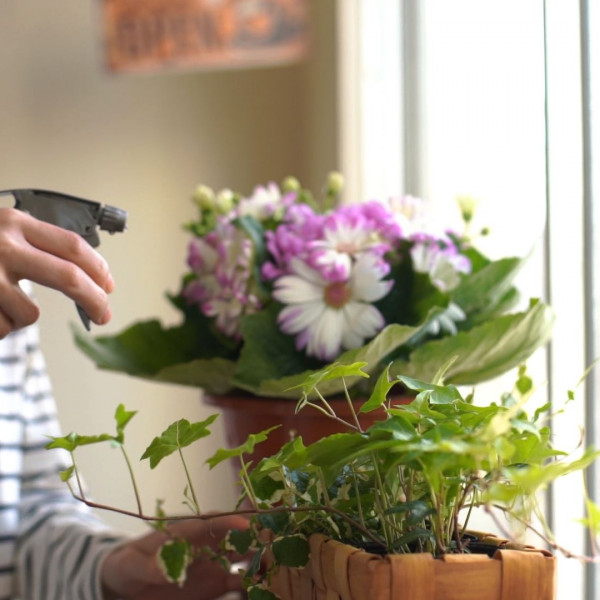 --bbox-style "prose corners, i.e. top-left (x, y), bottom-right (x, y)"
top-left (326, 171), bottom-right (345, 195)
top-left (193, 185), bottom-right (215, 210)
top-left (216, 189), bottom-right (235, 214)
top-left (282, 176), bottom-right (301, 193)
top-left (456, 195), bottom-right (478, 224)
